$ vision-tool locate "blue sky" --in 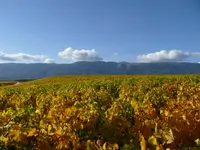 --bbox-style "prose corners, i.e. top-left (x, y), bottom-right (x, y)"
top-left (0, 0), bottom-right (200, 63)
